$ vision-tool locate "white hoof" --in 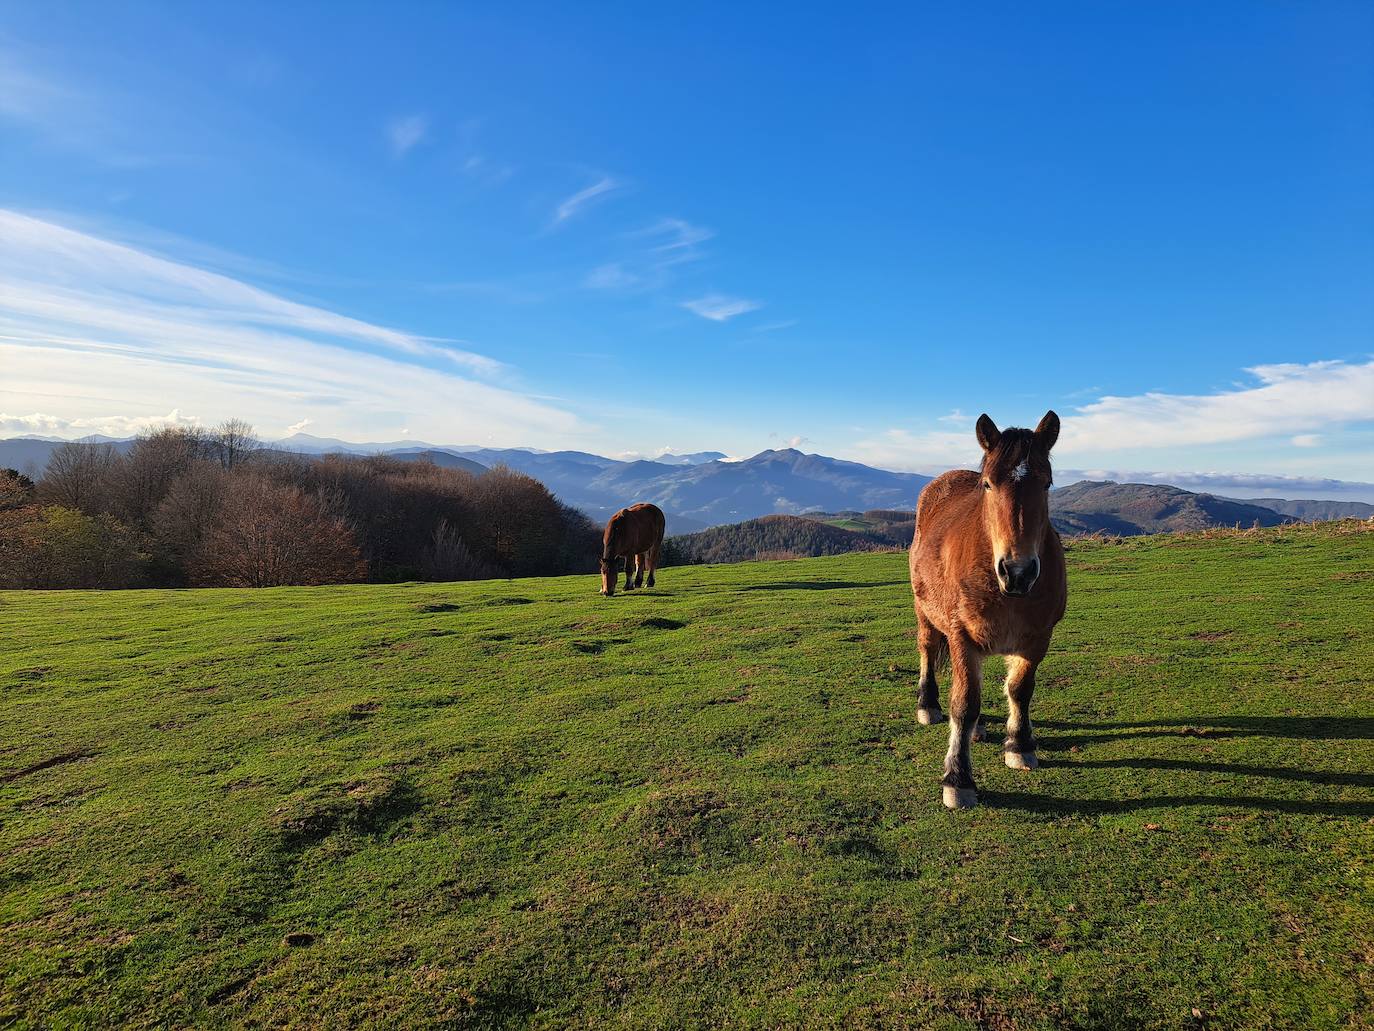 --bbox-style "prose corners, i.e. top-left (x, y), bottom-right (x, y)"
top-left (1004, 751), bottom-right (1039, 771)
top-left (917, 708), bottom-right (945, 726)
top-left (942, 785), bottom-right (978, 810)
